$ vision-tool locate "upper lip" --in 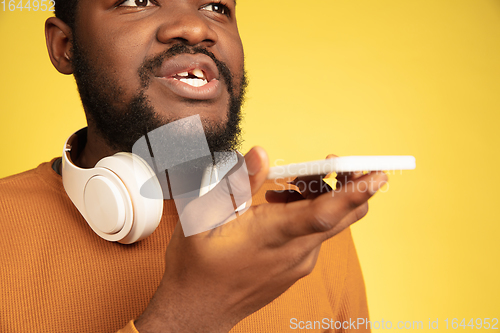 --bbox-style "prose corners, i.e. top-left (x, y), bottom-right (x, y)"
top-left (155, 53), bottom-right (219, 82)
